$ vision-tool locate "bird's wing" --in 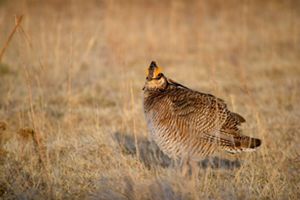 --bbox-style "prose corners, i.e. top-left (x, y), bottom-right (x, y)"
top-left (168, 88), bottom-right (244, 145)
